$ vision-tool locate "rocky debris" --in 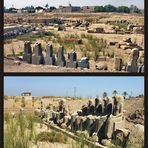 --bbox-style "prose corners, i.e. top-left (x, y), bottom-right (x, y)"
top-left (14, 60), bottom-right (21, 65)
top-left (4, 25), bottom-right (36, 40)
top-left (96, 62), bottom-right (108, 70)
top-left (126, 109), bottom-right (144, 125)
top-left (65, 39), bottom-right (82, 44)
top-left (56, 25), bottom-right (66, 31)
top-left (109, 42), bottom-right (118, 46)
top-left (87, 27), bottom-right (105, 33)
top-left (118, 37), bottom-right (142, 50)
top-left (134, 124), bottom-right (144, 134)
top-left (133, 27), bottom-right (144, 34)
